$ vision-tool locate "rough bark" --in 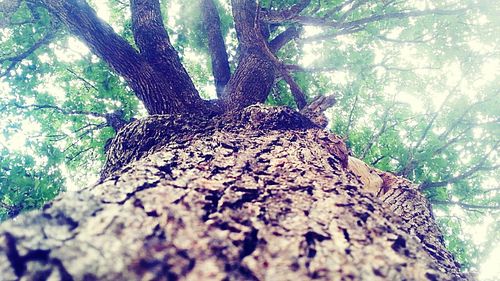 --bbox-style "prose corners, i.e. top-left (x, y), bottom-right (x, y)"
top-left (222, 0), bottom-right (309, 111)
top-left (268, 26), bottom-right (301, 53)
top-left (0, 105), bottom-right (467, 281)
top-left (223, 0), bottom-right (276, 112)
